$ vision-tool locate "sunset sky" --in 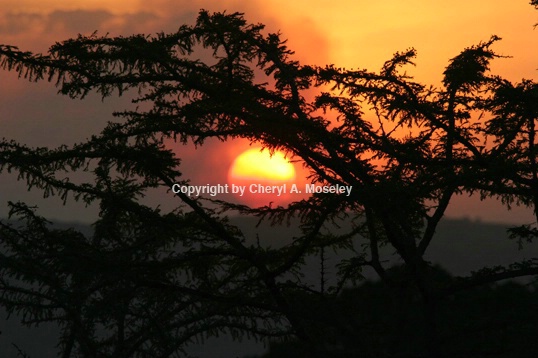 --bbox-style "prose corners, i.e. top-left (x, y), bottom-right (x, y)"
top-left (0, 1), bottom-right (537, 223)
